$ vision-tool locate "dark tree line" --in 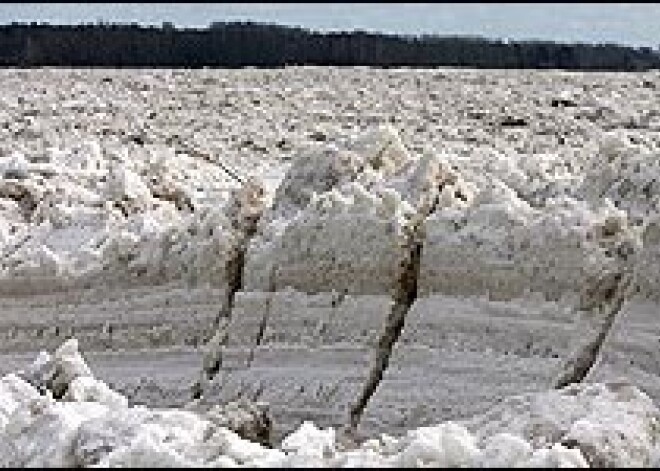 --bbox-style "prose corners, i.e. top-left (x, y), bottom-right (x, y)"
top-left (0, 21), bottom-right (658, 70)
